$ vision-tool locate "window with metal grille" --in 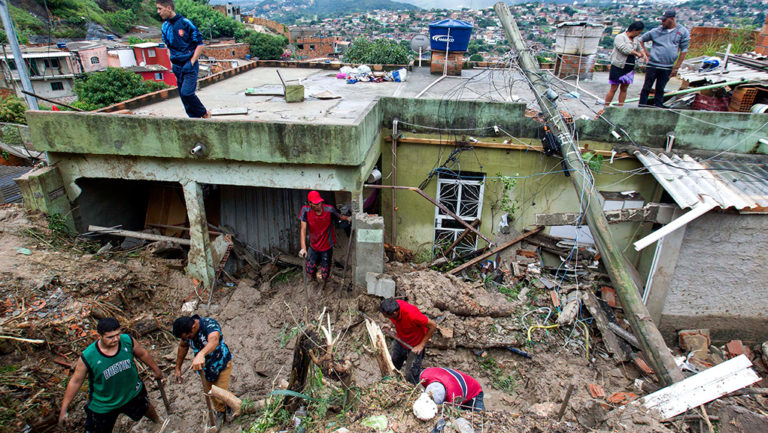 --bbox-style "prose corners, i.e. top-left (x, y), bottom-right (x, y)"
top-left (90, 56), bottom-right (100, 64)
top-left (433, 171), bottom-right (485, 257)
top-left (50, 81), bottom-right (64, 91)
